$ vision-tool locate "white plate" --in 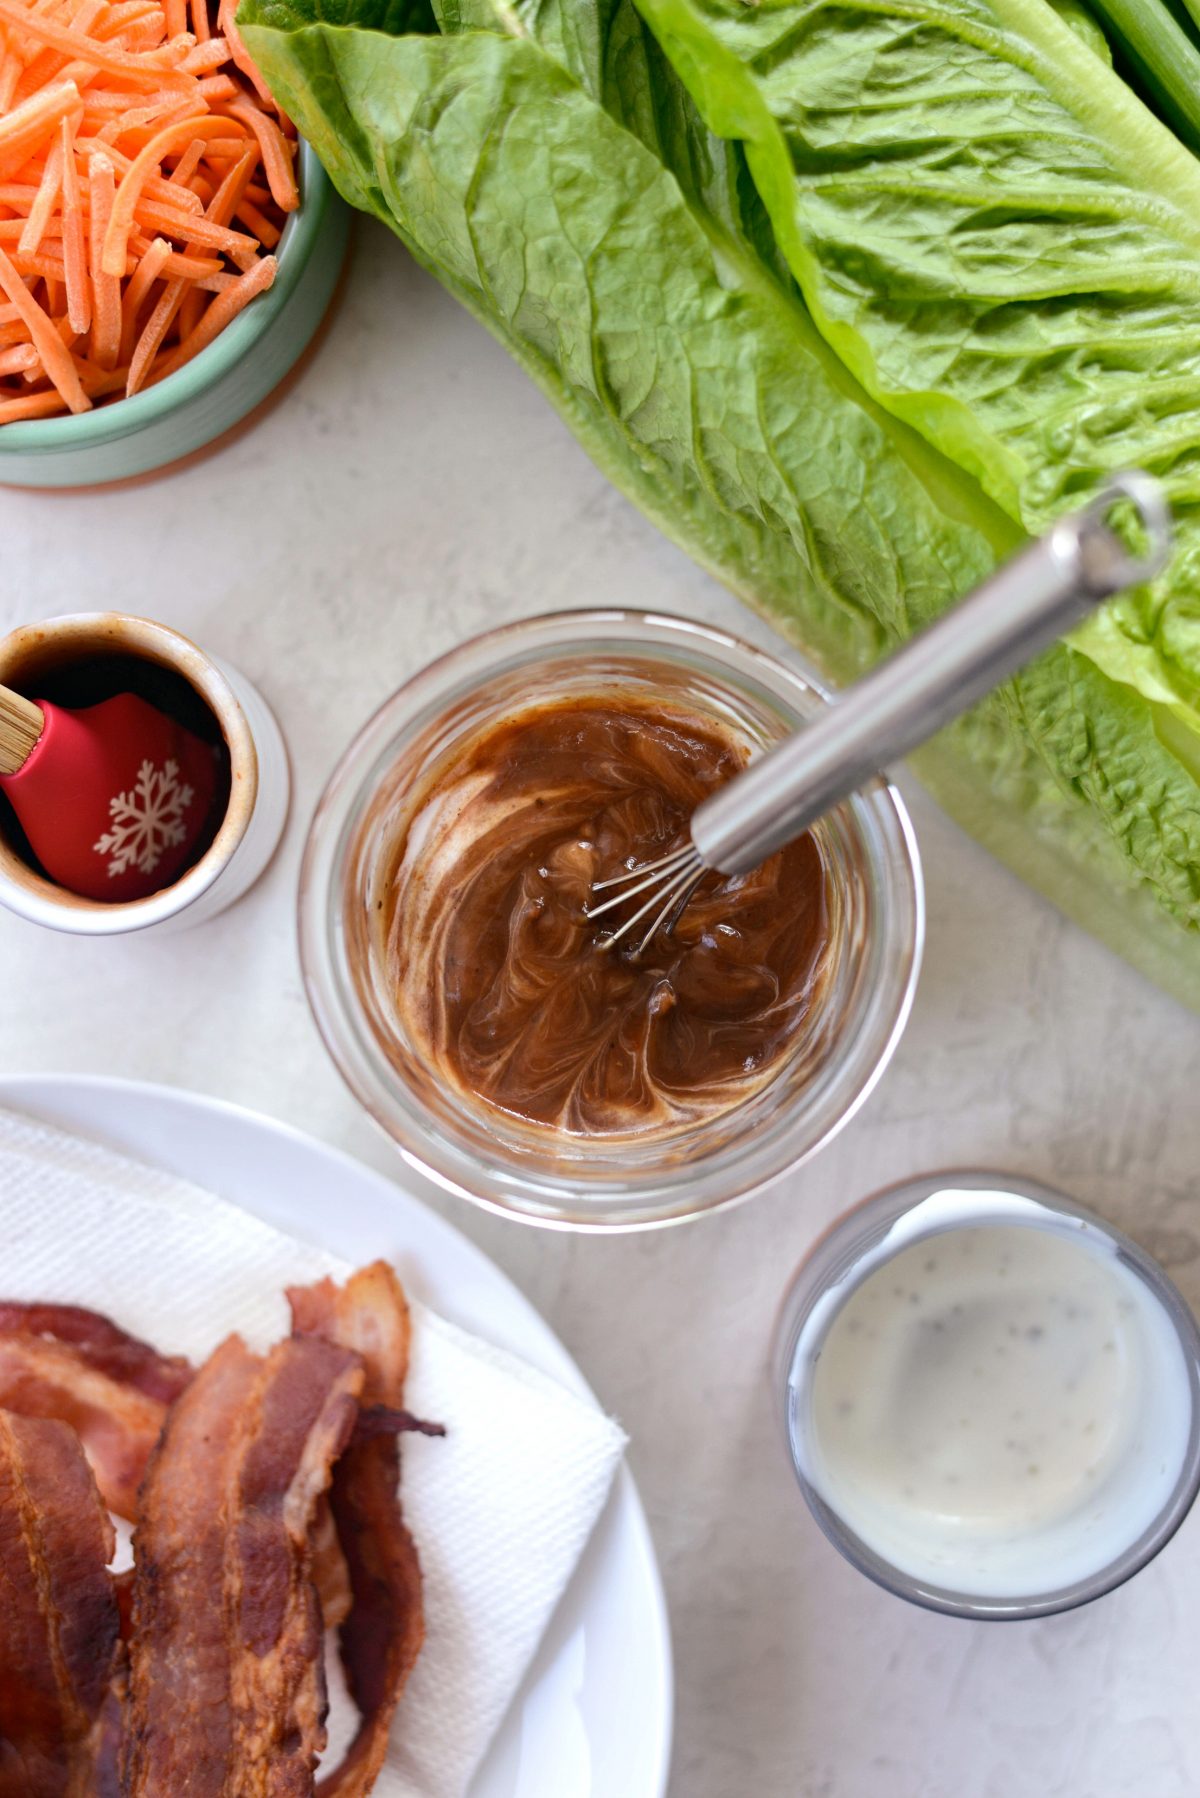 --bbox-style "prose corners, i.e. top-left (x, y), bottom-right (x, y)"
top-left (0, 1073), bottom-right (674, 1798)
